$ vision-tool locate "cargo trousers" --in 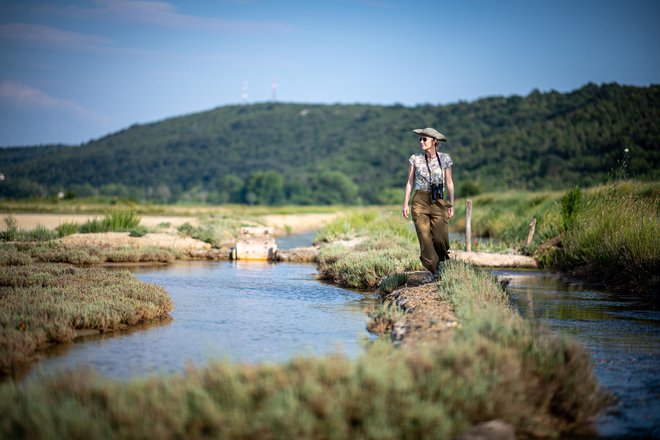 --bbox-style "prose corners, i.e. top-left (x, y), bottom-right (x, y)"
top-left (411, 190), bottom-right (451, 274)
